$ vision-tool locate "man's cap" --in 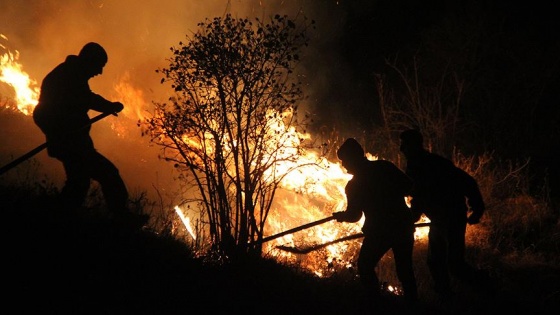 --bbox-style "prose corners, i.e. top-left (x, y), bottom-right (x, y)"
top-left (78, 42), bottom-right (108, 64)
top-left (400, 129), bottom-right (423, 146)
top-left (337, 138), bottom-right (364, 161)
